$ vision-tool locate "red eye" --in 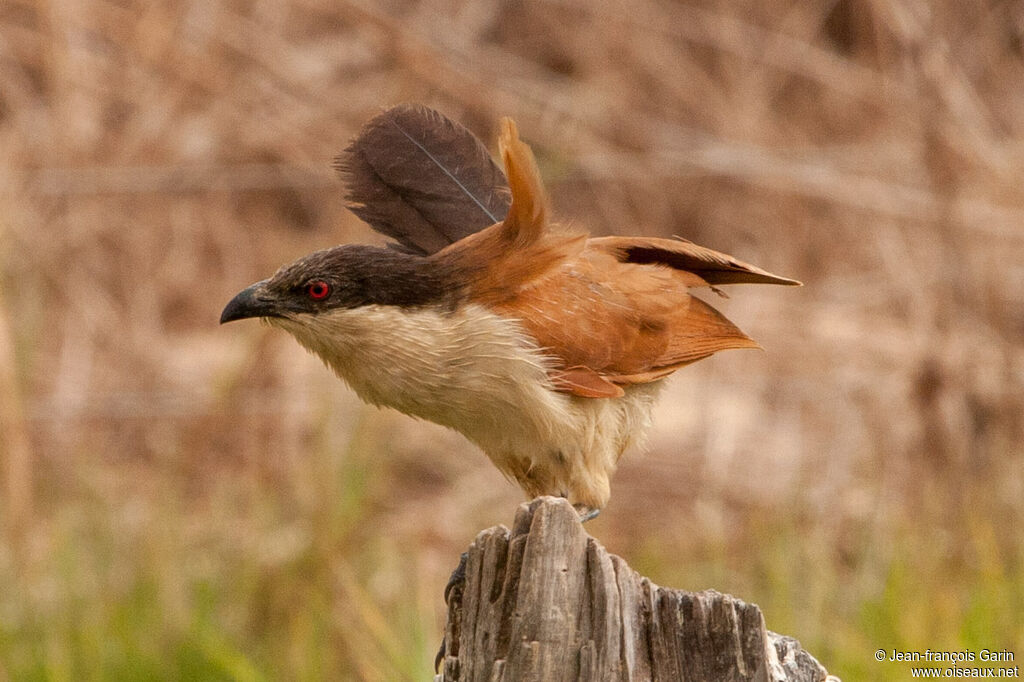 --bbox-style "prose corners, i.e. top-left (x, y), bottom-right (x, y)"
top-left (307, 280), bottom-right (330, 300)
